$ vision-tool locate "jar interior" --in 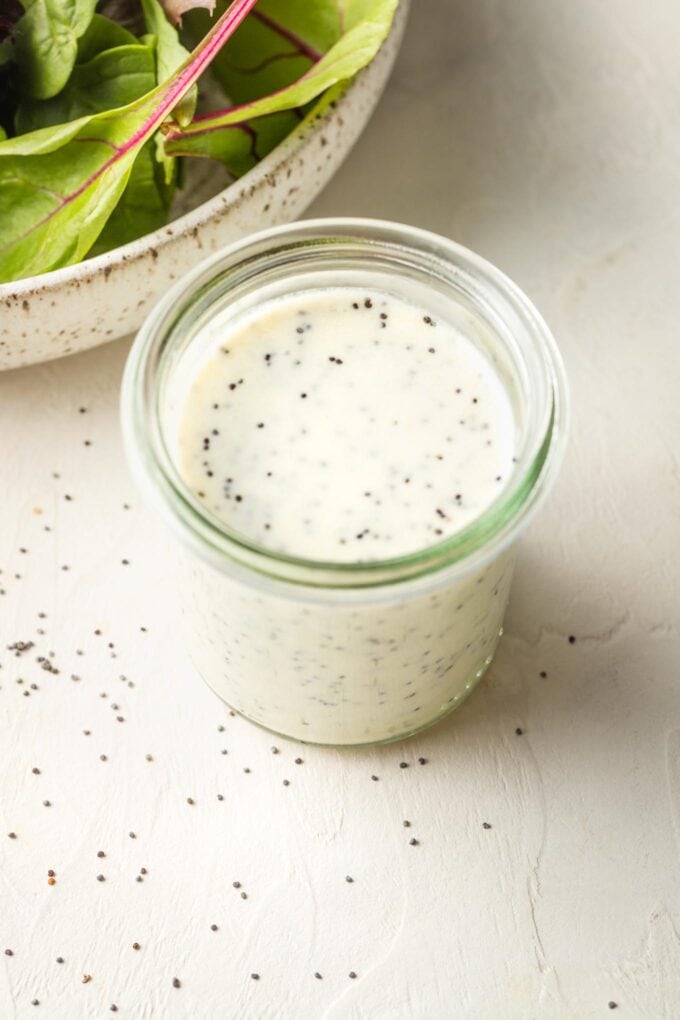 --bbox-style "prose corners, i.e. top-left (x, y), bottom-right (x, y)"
top-left (156, 246), bottom-right (546, 558)
top-left (126, 223), bottom-right (565, 589)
